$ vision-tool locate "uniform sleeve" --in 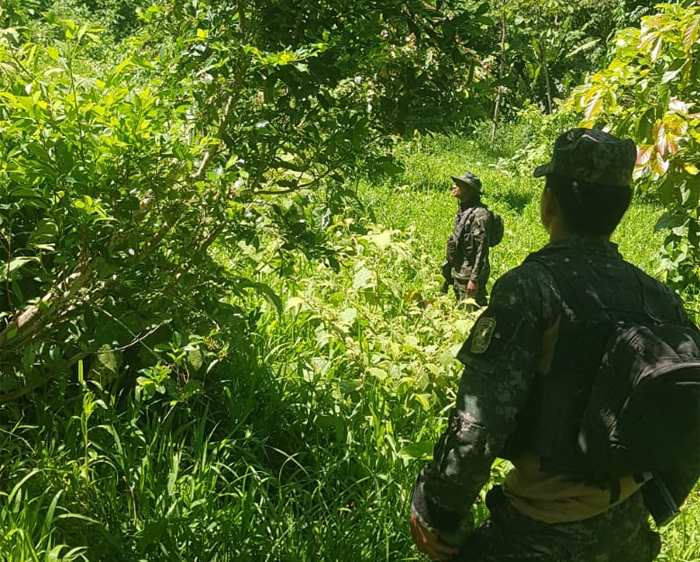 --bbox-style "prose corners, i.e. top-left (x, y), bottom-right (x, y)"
top-left (466, 209), bottom-right (490, 282)
top-left (411, 266), bottom-right (549, 544)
